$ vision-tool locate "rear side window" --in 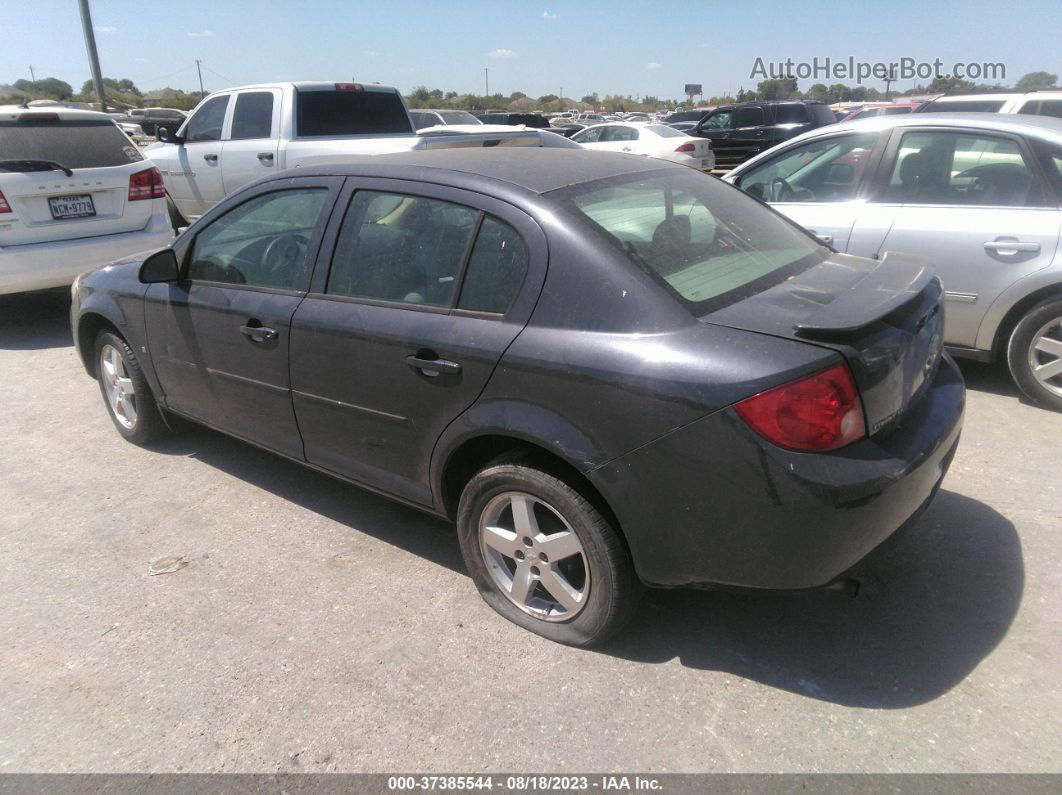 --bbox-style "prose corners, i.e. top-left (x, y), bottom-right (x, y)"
top-left (296, 90), bottom-right (411, 136)
top-left (883, 106), bottom-right (914, 115)
top-left (458, 217), bottom-right (528, 314)
top-left (327, 191), bottom-right (477, 306)
top-left (0, 119), bottom-right (143, 170)
top-left (810, 104), bottom-right (837, 124)
top-left (732, 106), bottom-right (765, 127)
top-left (185, 94), bottom-right (230, 142)
top-left (924, 100), bottom-right (1006, 113)
top-left (1019, 99), bottom-right (1062, 119)
top-left (773, 104), bottom-right (809, 124)
top-left (231, 92), bottom-right (274, 139)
